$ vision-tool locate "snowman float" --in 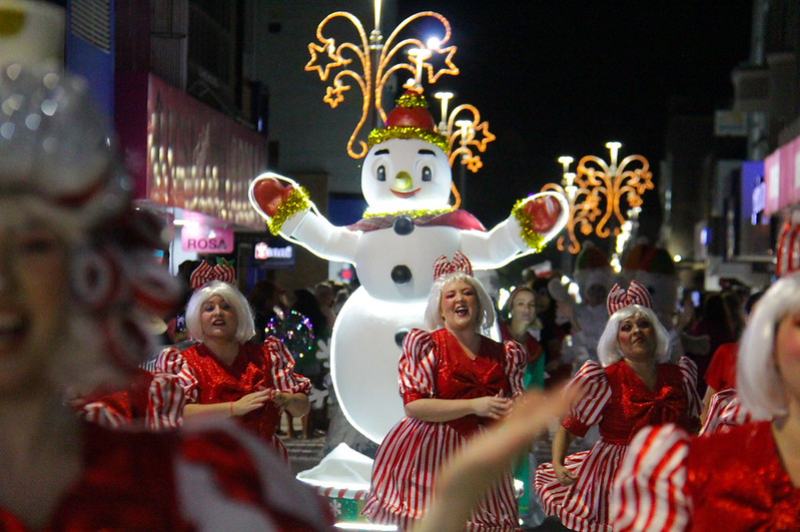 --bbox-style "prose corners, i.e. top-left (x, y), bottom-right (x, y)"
top-left (249, 90), bottom-right (567, 444)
